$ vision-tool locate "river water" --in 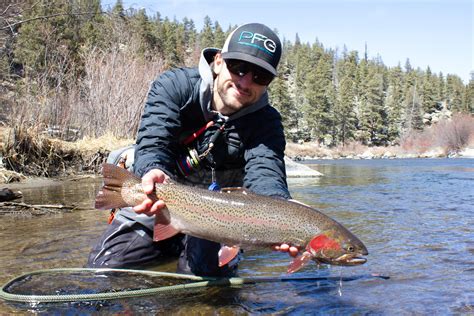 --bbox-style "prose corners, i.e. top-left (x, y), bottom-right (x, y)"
top-left (0, 158), bottom-right (473, 314)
